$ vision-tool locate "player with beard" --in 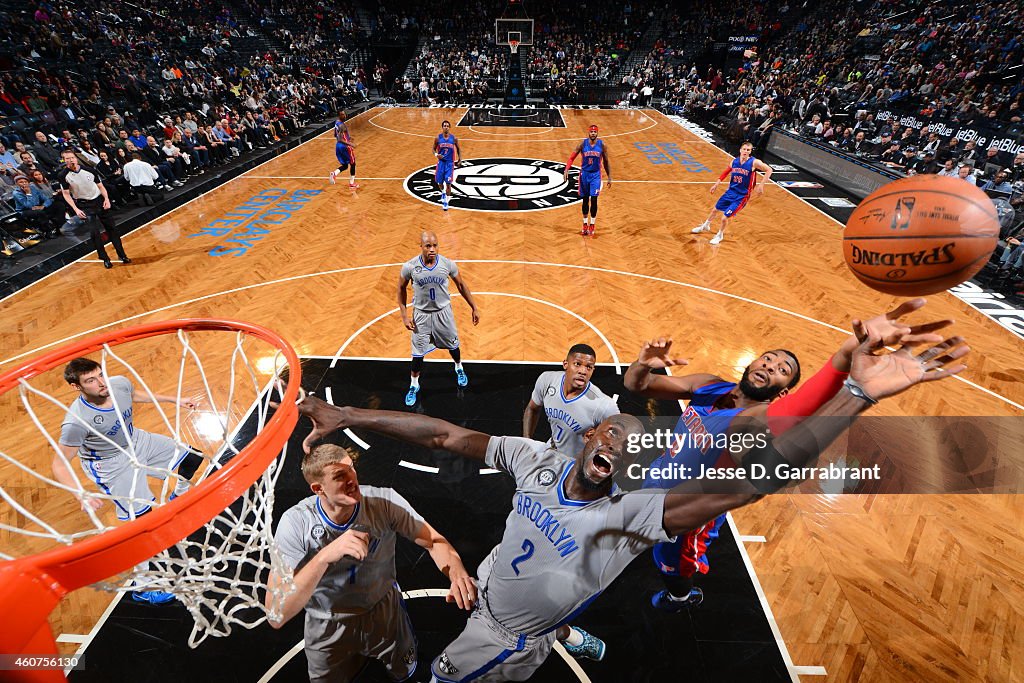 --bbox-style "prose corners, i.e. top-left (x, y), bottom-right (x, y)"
top-left (624, 299), bottom-right (948, 610)
top-left (274, 298), bottom-right (965, 681)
